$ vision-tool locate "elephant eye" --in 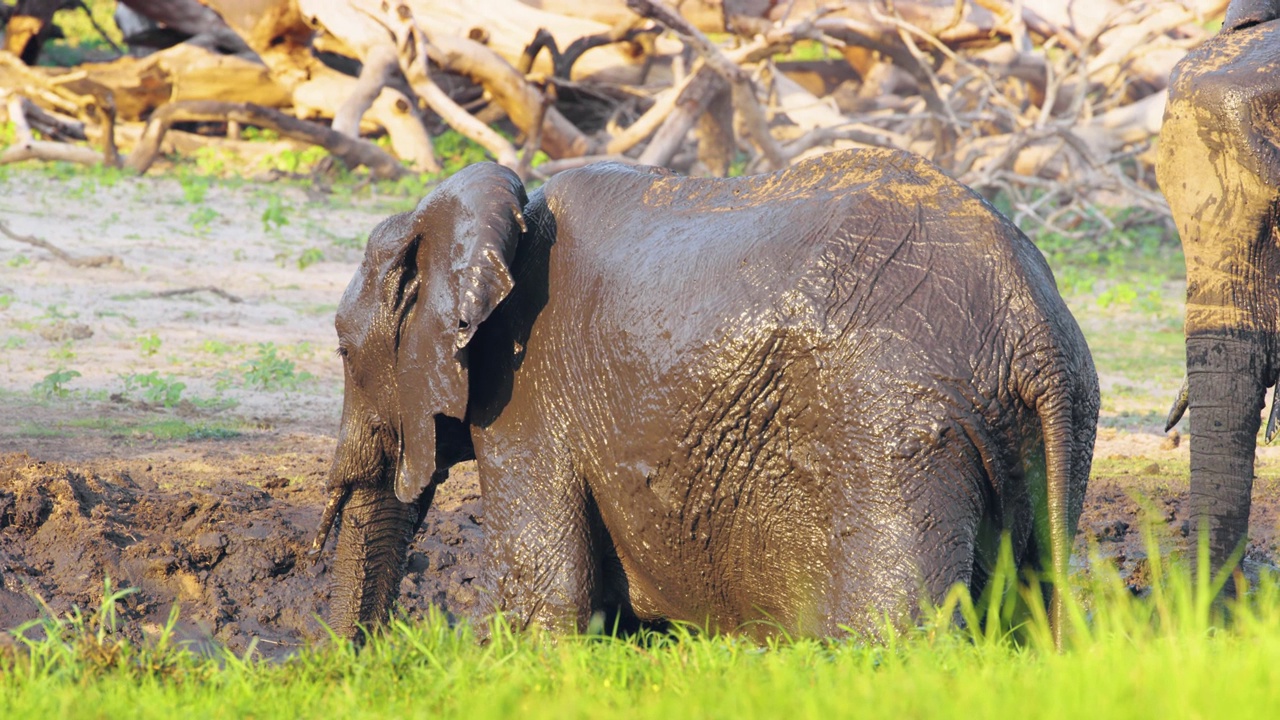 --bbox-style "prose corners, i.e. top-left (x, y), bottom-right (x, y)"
top-left (335, 346), bottom-right (349, 358)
